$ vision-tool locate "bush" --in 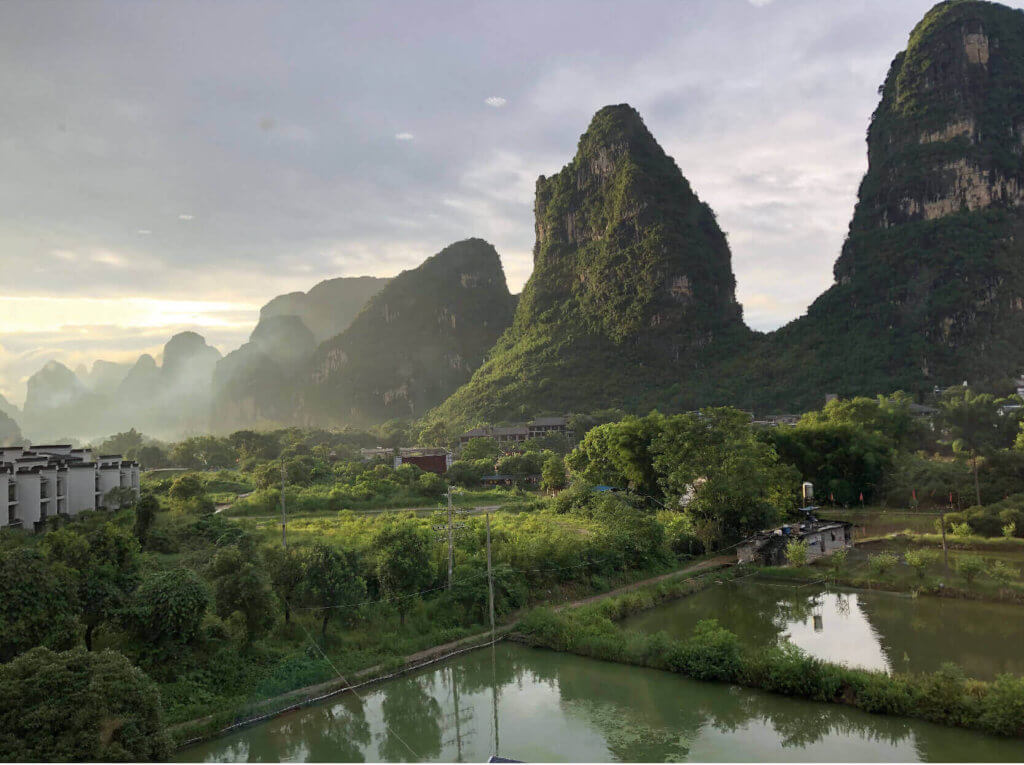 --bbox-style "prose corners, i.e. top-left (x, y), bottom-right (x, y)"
top-left (0, 647), bottom-right (171, 761)
top-left (867, 552), bottom-right (899, 578)
top-left (904, 548), bottom-right (941, 579)
top-left (785, 539), bottom-right (808, 567)
top-left (956, 554), bottom-right (987, 586)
